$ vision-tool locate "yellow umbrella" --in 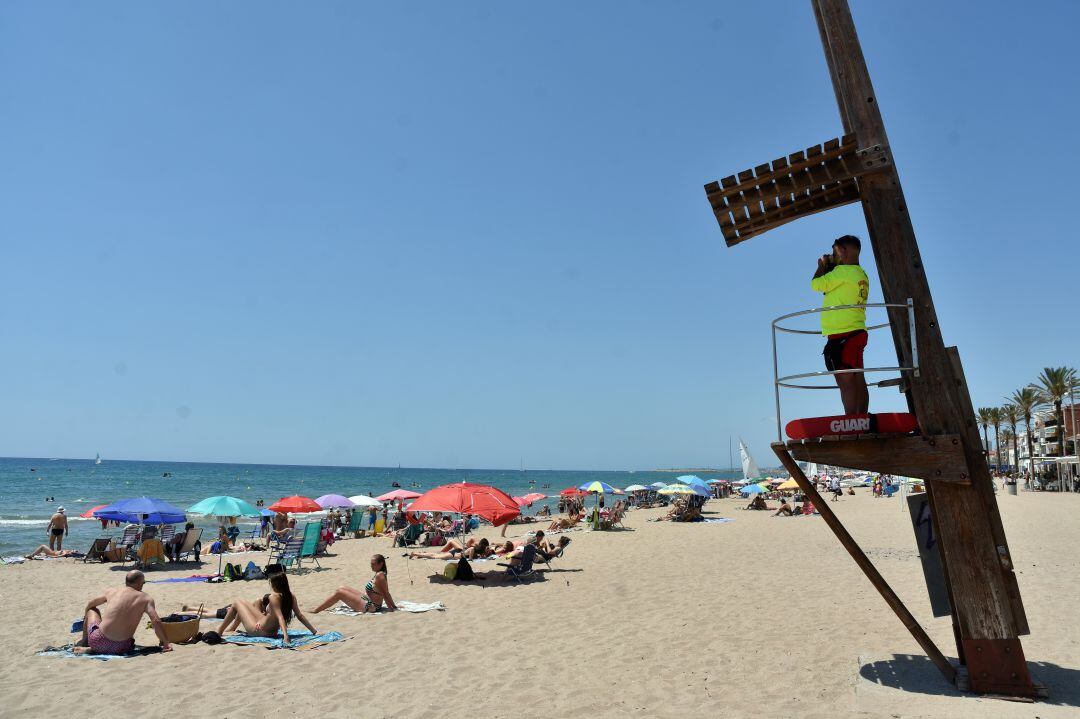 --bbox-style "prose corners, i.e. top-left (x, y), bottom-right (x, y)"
top-left (777, 479), bottom-right (800, 491)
